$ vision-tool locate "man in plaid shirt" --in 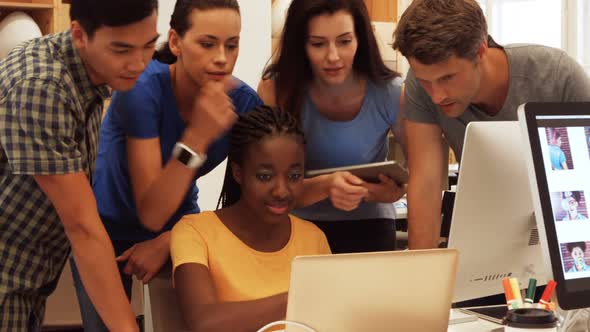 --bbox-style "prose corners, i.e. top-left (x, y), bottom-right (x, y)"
top-left (0, 1), bottom-right (159, 330)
